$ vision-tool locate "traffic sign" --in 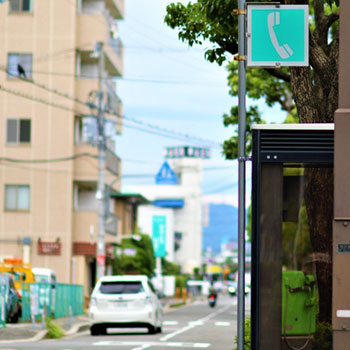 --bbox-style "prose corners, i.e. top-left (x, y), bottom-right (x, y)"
top-left (247, 5), bottom-right (309, 67)
top-left (152, 215), bottom-right (167, 257)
